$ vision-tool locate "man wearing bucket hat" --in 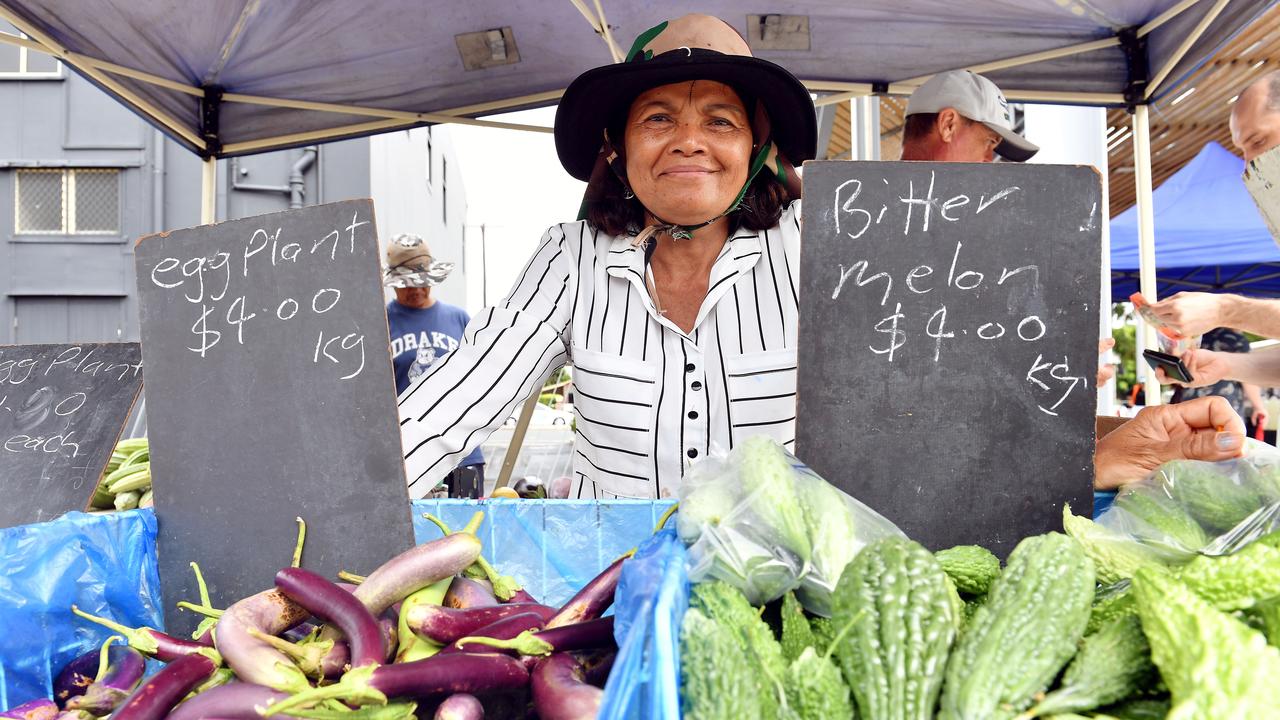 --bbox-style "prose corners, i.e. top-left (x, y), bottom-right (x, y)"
top-left (384, 233), bottom-right (484, 498)
top-left (900, 70), bottom-right (1039, 163)
top-left (398, 14), bottom-right (814, 499)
